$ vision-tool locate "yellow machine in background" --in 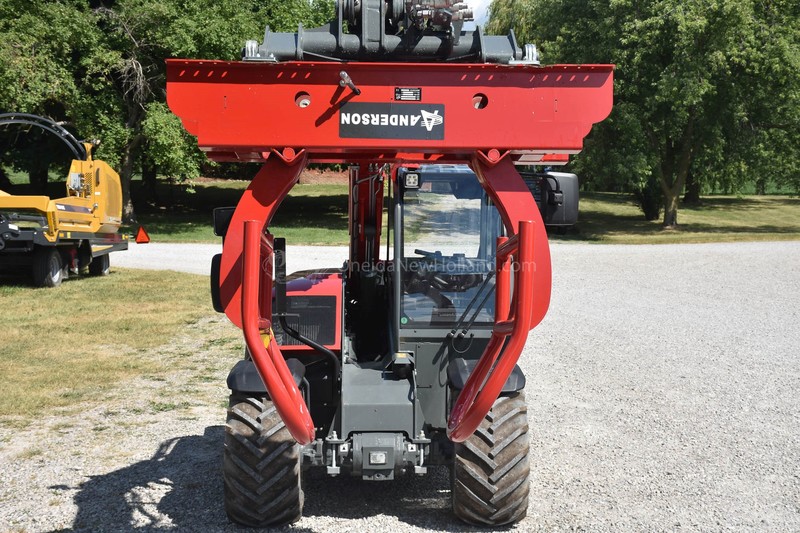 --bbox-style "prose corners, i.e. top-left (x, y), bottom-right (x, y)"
top-left (0, 114), bottom-right (128, 287)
